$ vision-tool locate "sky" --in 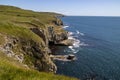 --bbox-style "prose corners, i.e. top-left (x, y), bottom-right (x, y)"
top-left (0, 0), bottom-right (120, 16)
